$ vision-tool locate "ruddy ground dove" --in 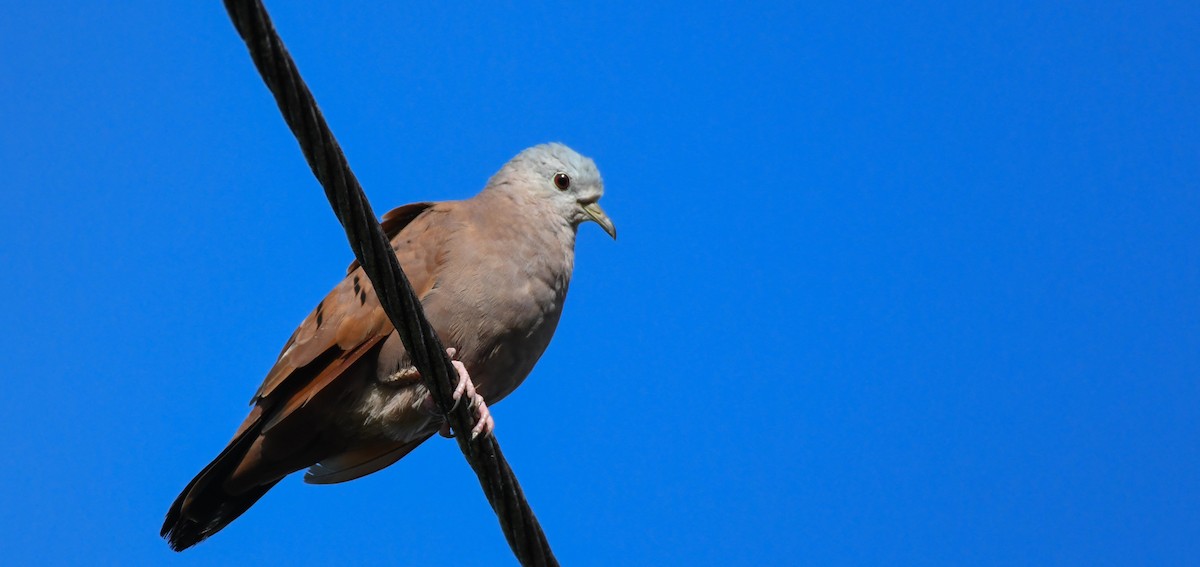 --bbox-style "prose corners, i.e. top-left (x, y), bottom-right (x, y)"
top-left (161, 143), bottom-right (615, 551)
